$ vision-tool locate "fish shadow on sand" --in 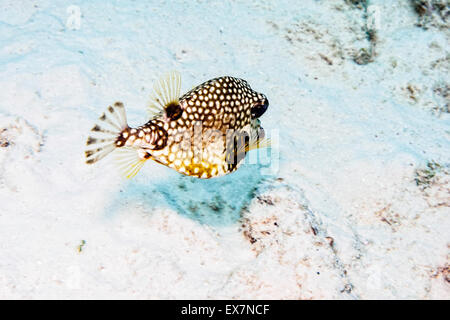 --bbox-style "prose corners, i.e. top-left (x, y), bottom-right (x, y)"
top-left (104, 164), bottom-right (267, 227)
